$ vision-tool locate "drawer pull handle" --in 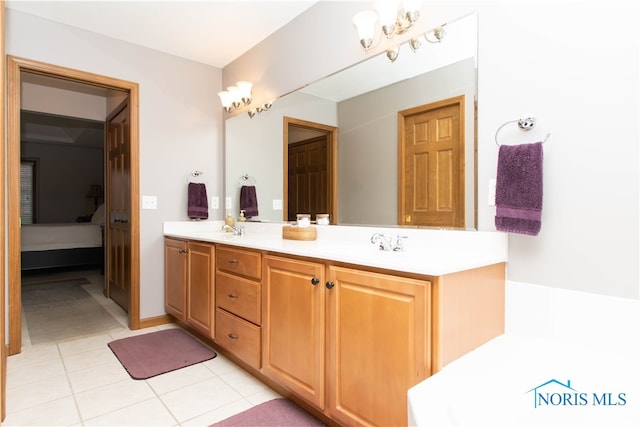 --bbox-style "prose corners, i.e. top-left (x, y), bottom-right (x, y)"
top-left (227, 333), bottom-right (239, 340)
top-left (227, 259), bottom-right (239, 264)
top-left (325, 281), bottom-right (335, 289)
top-left (227, 293), bottom-right (239, 299)
top-left (178, 248), bottom-right (188, 254)
top-left (310, 277), bottom-right (320, 286)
